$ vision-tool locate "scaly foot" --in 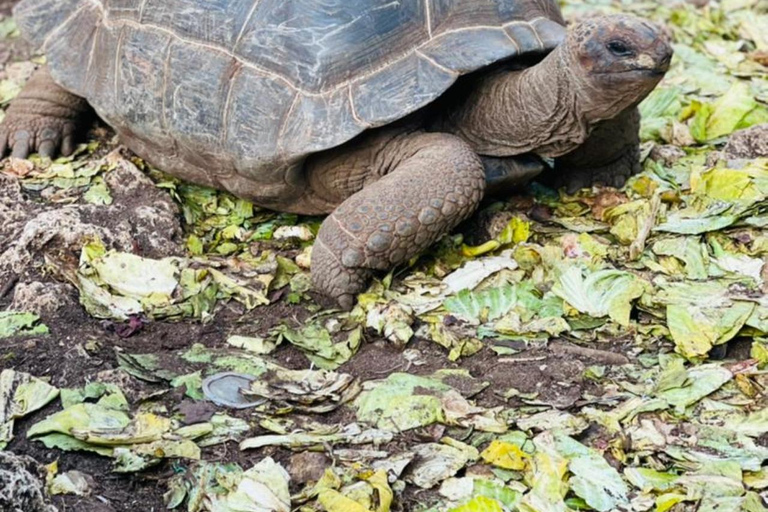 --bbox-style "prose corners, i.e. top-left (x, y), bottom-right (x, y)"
top-left (0, 66), bottom-right (89, 159)
top-left (310, 132), bottom-right (485, 309)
